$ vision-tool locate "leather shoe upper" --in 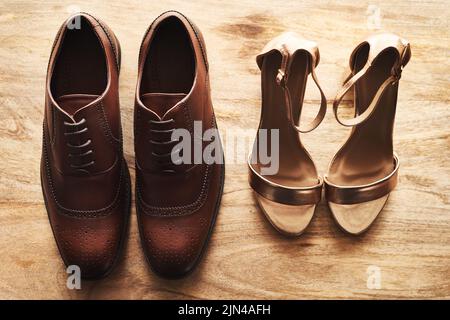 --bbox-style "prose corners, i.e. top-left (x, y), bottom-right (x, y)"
top-left (134, 11), bottom-right (224, 278)
top-left (41, 13), bottom-right (130, 279)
